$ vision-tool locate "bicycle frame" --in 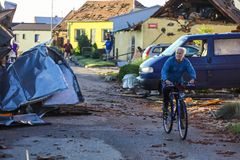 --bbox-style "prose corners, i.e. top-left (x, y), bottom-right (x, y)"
top-left (165, 85), bottom-right (189, 140)
top-left (169, 89), bottom-right (185, 117)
